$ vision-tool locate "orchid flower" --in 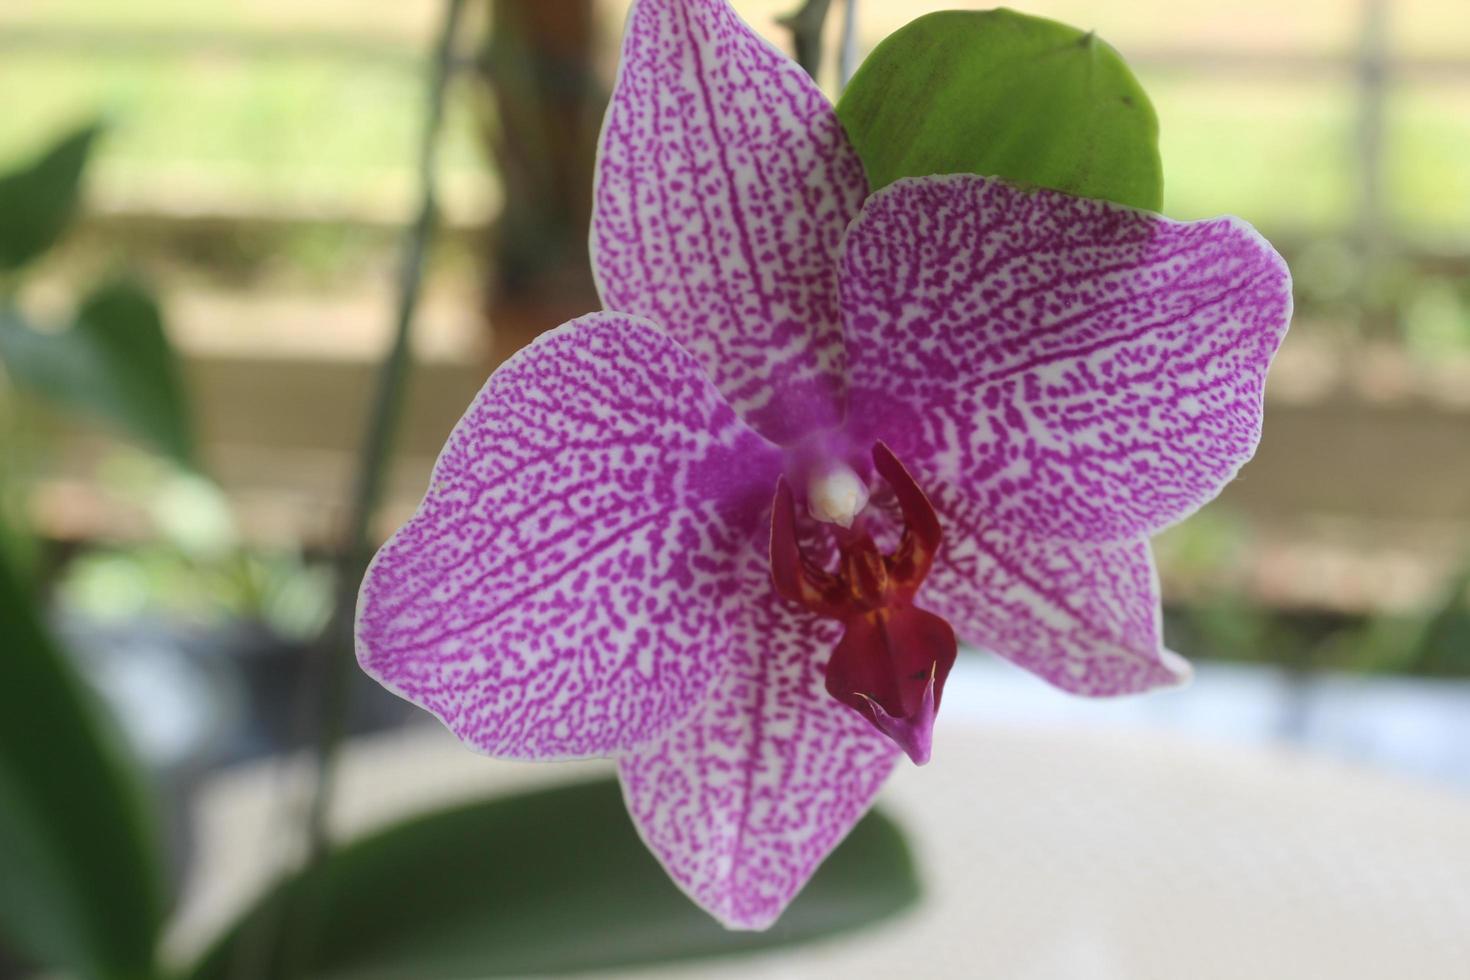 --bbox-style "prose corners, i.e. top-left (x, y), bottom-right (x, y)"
top-left (356, 0), bottom-right (1292, 929)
